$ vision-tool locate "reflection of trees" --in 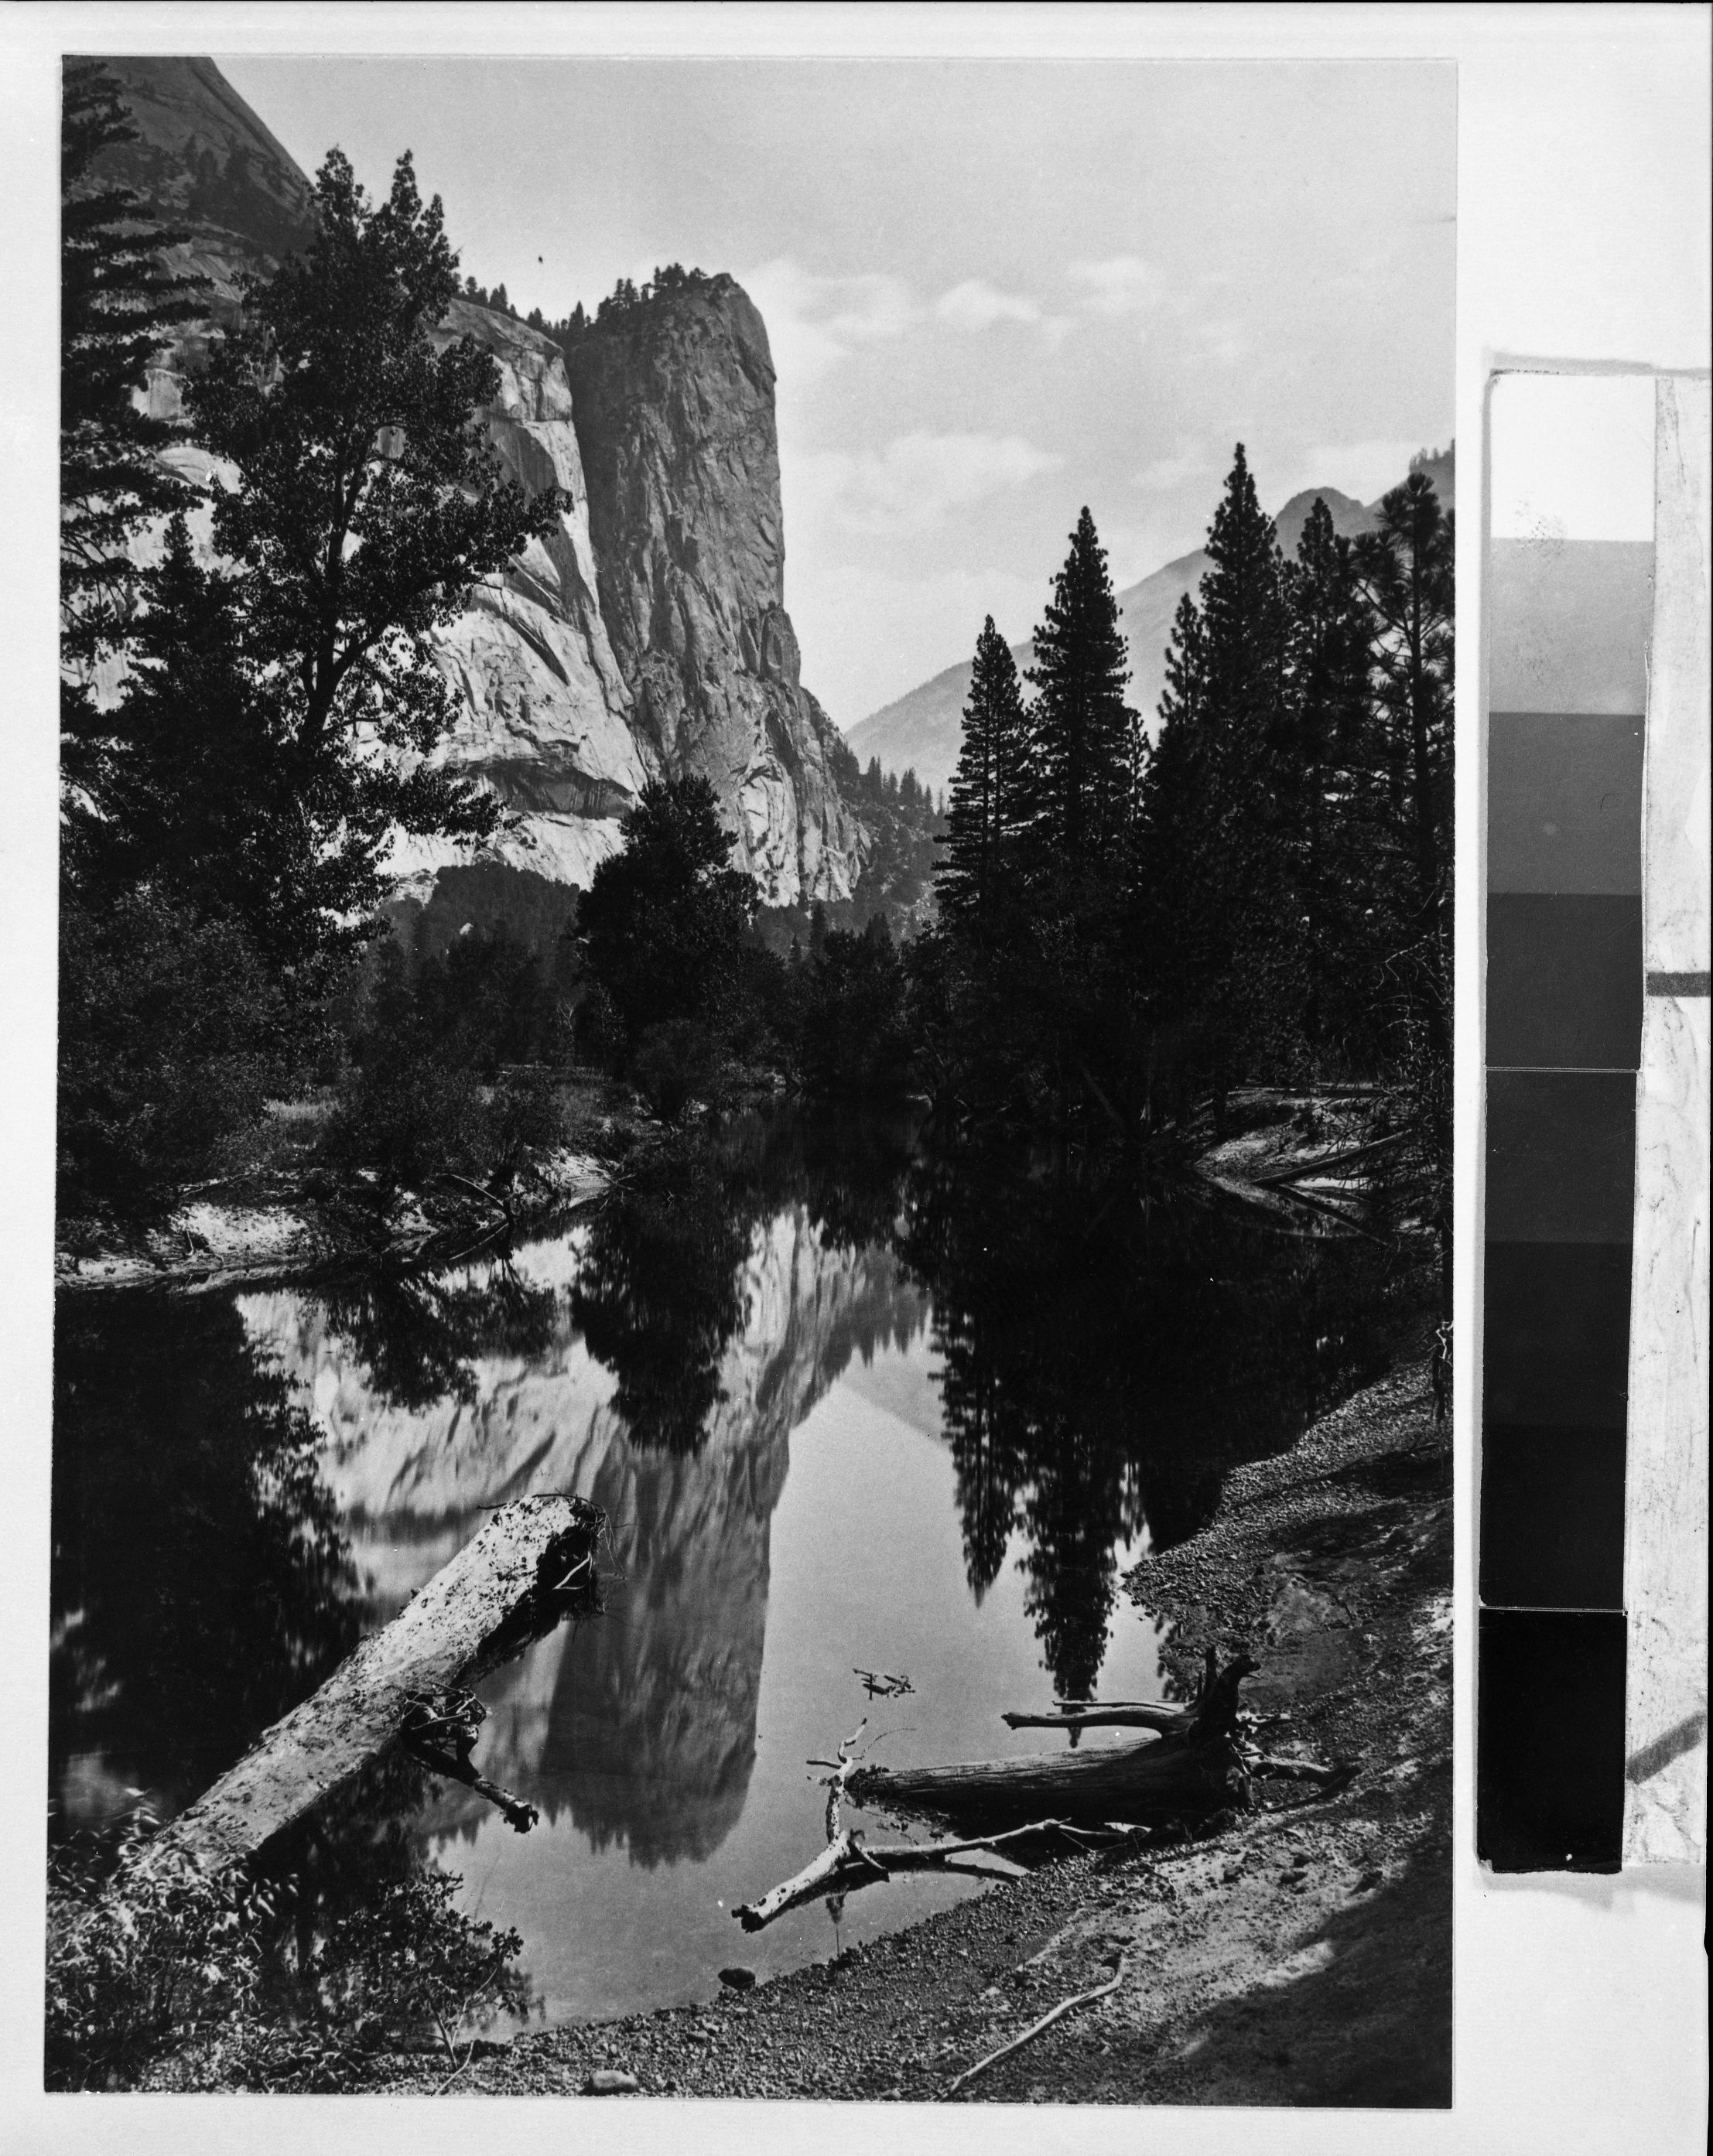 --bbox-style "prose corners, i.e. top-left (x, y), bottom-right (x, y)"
top-left (569, 1112), bottom-right (924, 1456)
top-left (569, 1152), bottom-right (754, 1452)
top-left (313, 1261), bottom-right (559, 1412)
top-left (898, 1150), bottom-right (1407, 1697)
top-left (51, 1292), bottom-right (362, 1833)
